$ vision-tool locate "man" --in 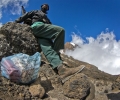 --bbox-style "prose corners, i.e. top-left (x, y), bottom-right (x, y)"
top-left (15, 4), bottom-right (85, 83)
